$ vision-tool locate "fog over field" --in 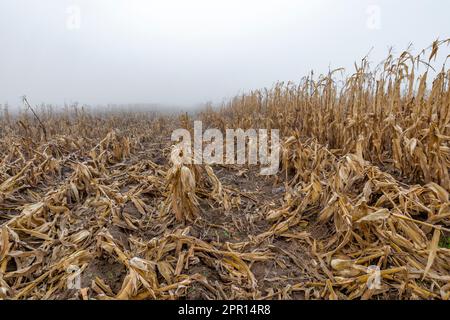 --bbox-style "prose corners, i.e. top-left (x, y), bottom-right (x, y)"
top-left (0, 0), bottom-right (449, 303)
top-left (0, 0), bottom-right (449, 108)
